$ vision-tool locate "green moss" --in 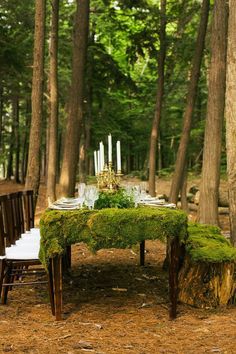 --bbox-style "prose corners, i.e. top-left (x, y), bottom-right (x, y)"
top-left (186, 223), bottom-right (236, 263)
top-left (39, 208), bottom-right (236, 269)
top-left (39, 207), bottom-right (187, 268)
